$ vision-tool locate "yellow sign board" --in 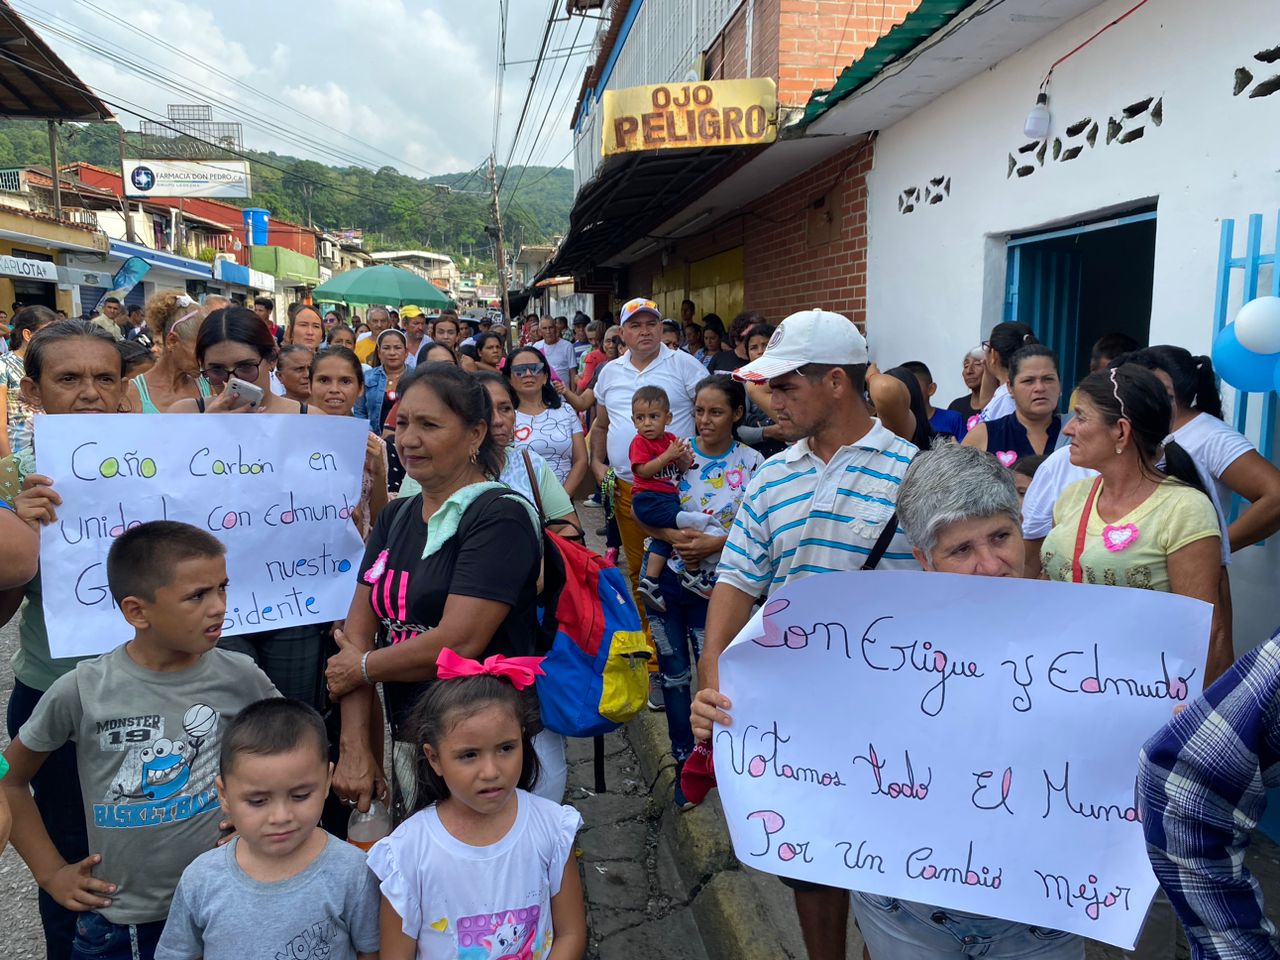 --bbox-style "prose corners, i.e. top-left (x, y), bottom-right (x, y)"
top-left (601, 78), bottom-right (778, 157)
